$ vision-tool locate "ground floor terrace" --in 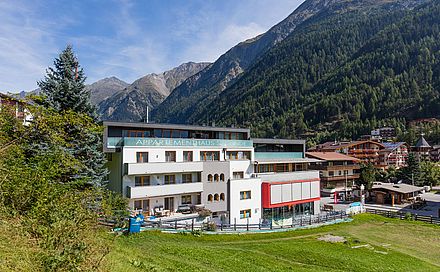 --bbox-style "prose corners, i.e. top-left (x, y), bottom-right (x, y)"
top-left (131, 193), bottom-right (202, 217)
